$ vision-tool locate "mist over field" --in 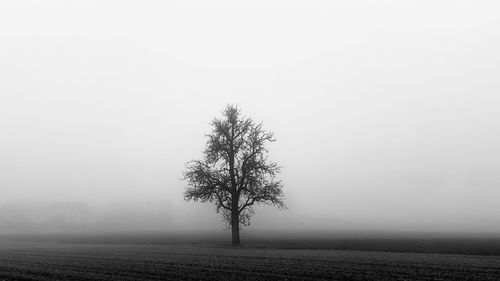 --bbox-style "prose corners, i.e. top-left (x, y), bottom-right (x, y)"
top-left (1, 0), bottom-right (500, 236)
